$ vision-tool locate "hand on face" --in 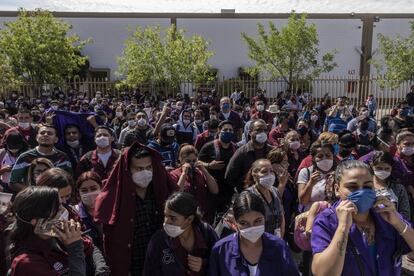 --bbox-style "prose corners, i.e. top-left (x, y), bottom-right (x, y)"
top-left (373, 196), bottom-right (400, 226)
